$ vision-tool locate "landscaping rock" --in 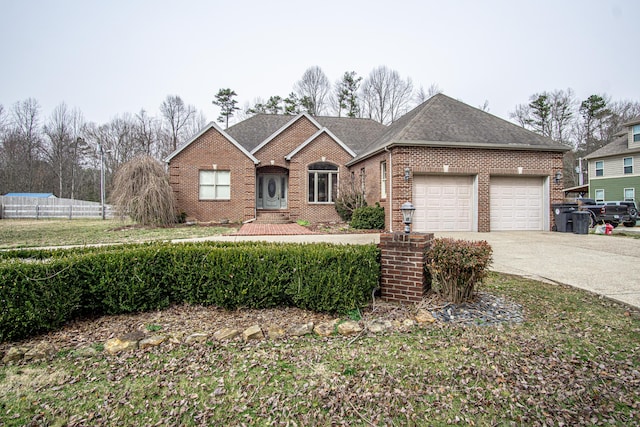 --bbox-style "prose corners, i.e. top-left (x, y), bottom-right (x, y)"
top-left (2, 346), bottom-right (28, 364)
top-left (314, 319), bottom-right (339, 337)
top-left (288, 322), bottom-right (314, 337)
top-left (105, 337), bottom-right (139, 354)
top-left (243, 325), bottom-right (263, 341)
top-left (24, 342), bottom-right (56, 361)
top-left (139, 335), bottom-right (168, 349)
top-left (337, 321), bottom-right (362, 336)
top-left (267, 325), bottom-right (286, 339)
top-left (366, 319), bottom-right (393, 333)
top-left (168, 331), bottom-right (185, 344)
top-left (73, 347), bottom-right (98, 358)
top-left (415, 309), bottom-right (436, 324)
top-left (185, 333), bottom-right (209, 344)
top-left (402, 319), bottom-right (416, 328)
top-left (214, 328), bottom-right (239, 341)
